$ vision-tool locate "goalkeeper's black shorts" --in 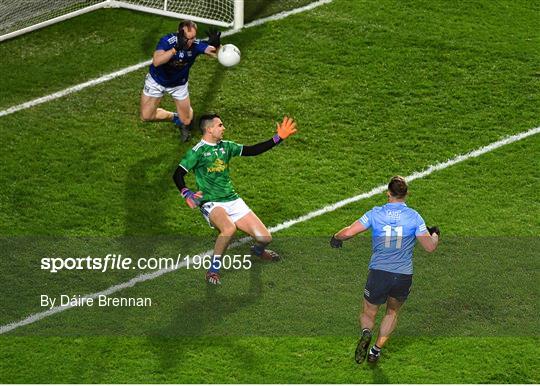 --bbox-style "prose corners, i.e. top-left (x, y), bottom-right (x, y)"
top-left (363, 269), bottom-right (413, 305)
